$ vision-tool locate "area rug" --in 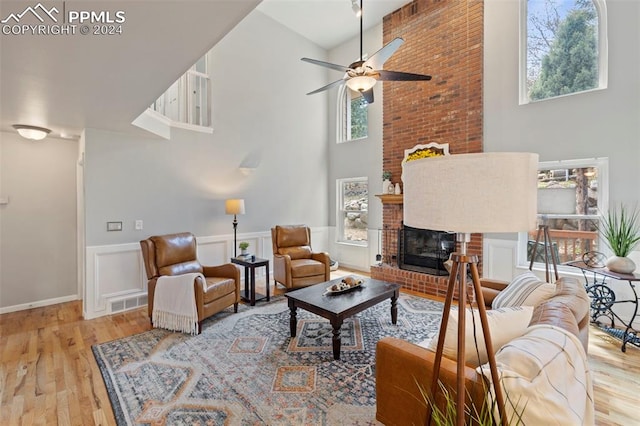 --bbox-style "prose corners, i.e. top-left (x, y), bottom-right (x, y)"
top-left (92, 294), bottom-right (444, 425)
